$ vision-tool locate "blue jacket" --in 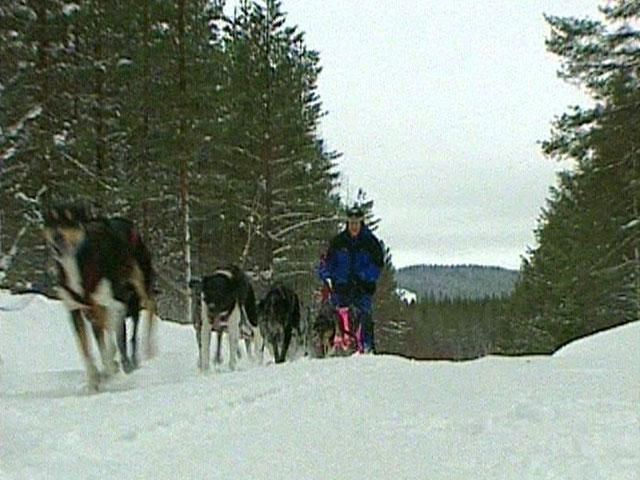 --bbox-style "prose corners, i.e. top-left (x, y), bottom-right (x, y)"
top-left (318, 225), bottom-right (384, 301)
